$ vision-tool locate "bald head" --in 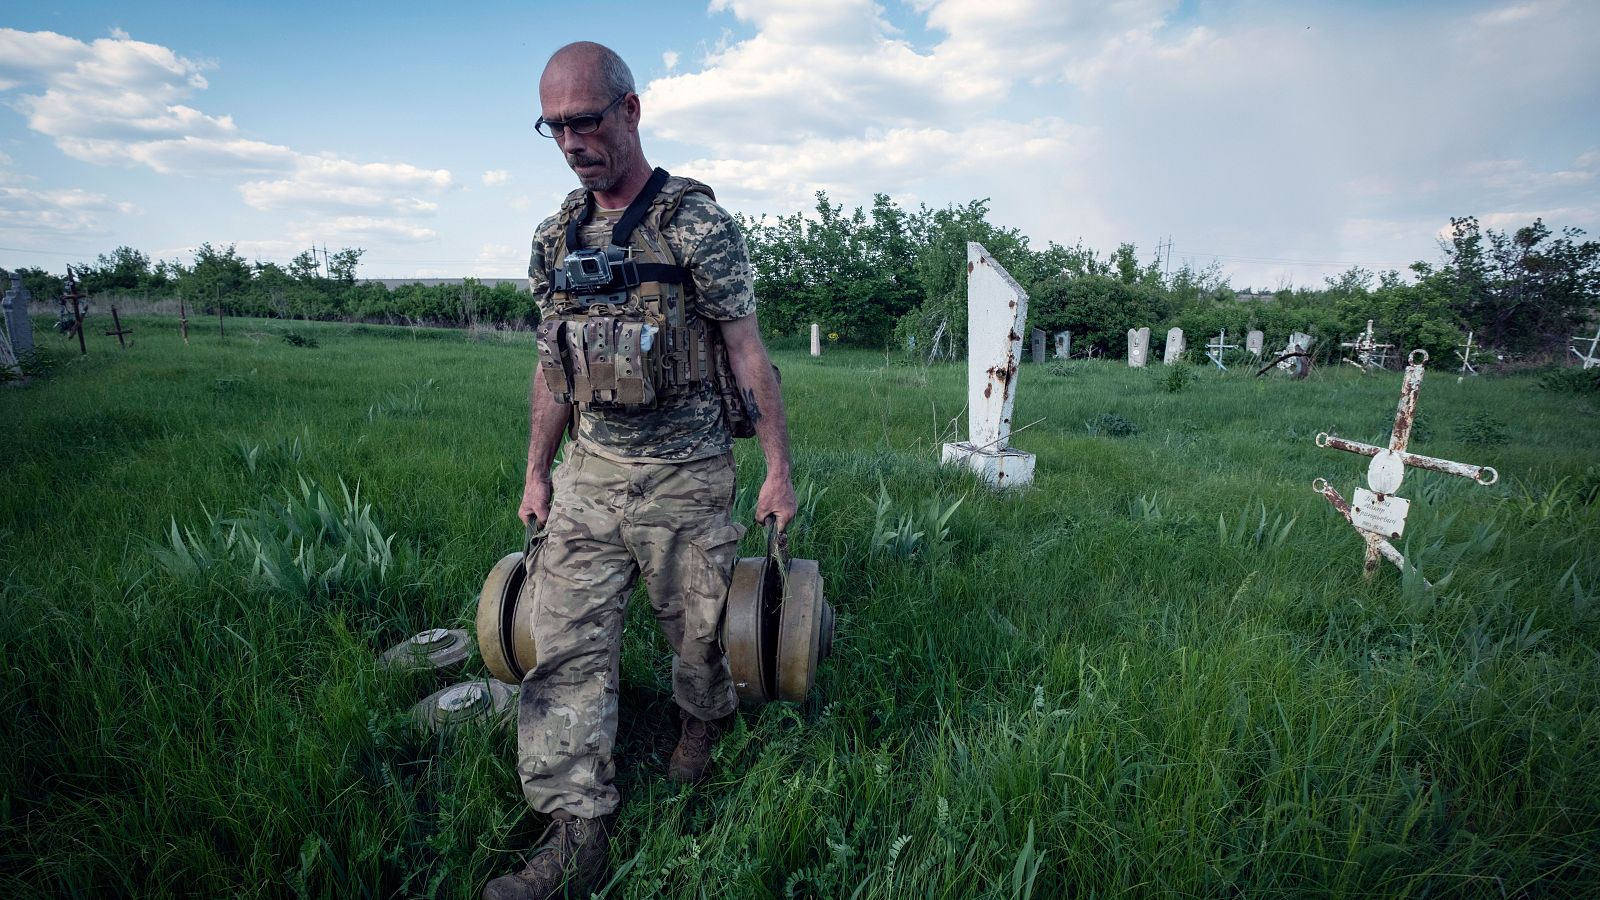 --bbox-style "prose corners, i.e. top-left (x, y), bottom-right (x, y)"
top-left (542, 42), bottom-right (635, 100)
